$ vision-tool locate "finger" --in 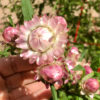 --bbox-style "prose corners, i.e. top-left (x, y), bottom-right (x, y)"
top-left (5, 73), bottom-right (22, 91)
top-left (21, 70), bottom-right (36, 85)
top-left (0, 55), bottom-right (37, 77)
top-left (0, 57), bottom-right (14, 77)
top-left (10, 55), bottom-right (37, 73)
top-left (5, 71), bottom-right (36, 91)
top-left (9, 81), bottom-right (51, 100)
top-left (0, 76), bottom-right (9, 100)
